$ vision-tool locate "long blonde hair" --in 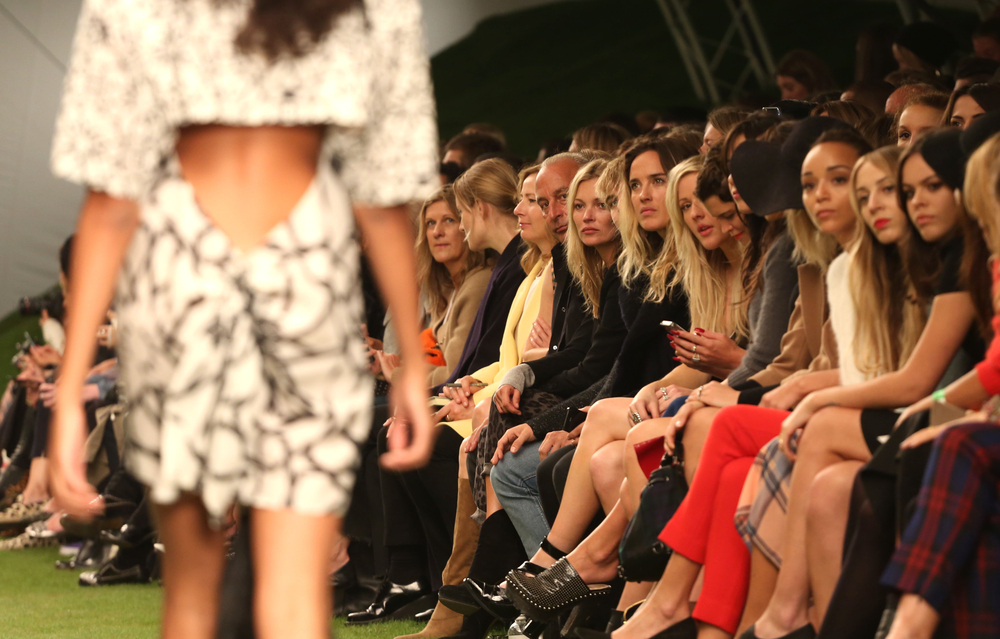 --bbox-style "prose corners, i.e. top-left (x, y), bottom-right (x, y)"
top-left (513, 164), bottom-right (553, 273)
top-left (664, 156), bottom-right (747, 339)
top-left (847, 147), bottom-right (925, 377)
top-left (786, 208), bottom-right (840, 268)
top-left (416, 186), bottom-right (491, 318)
top-left (964, 133), bottom-right (1000, 312)
top-left (566, 159), bottom-right (620, 317)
